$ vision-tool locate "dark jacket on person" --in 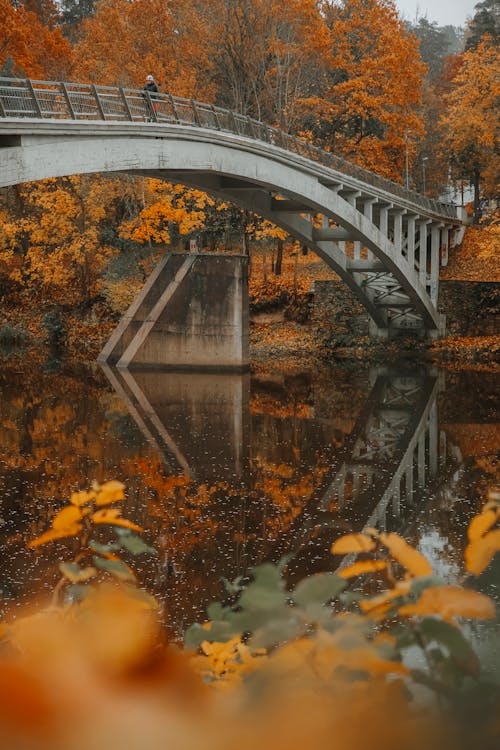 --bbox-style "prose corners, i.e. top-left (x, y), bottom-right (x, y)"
top-left (143, 81), bottom-right (159, 95)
